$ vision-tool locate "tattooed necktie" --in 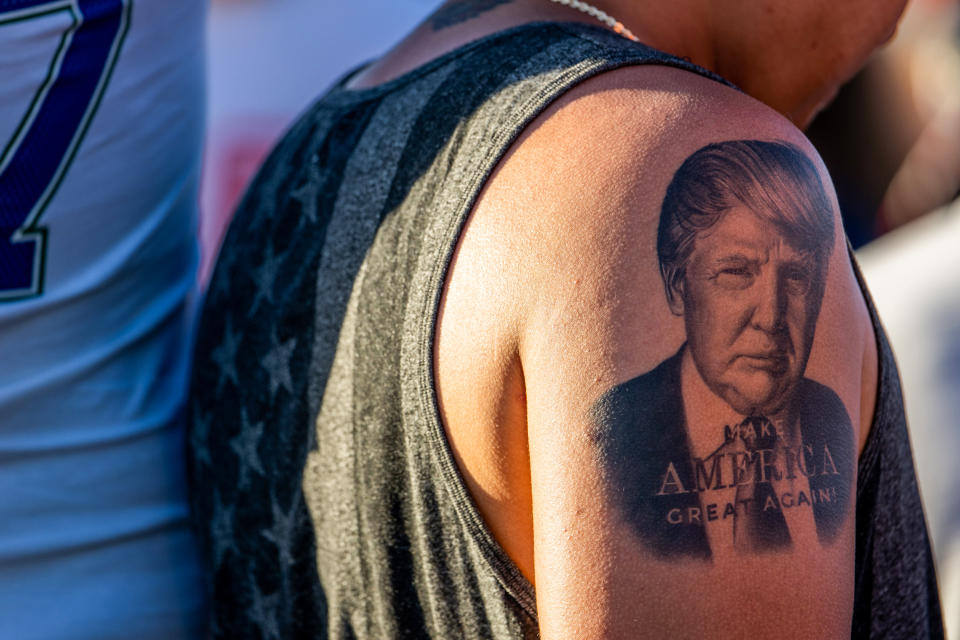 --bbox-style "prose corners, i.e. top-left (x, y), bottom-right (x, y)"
top-left (733, 416), bottom-right (791, 552)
